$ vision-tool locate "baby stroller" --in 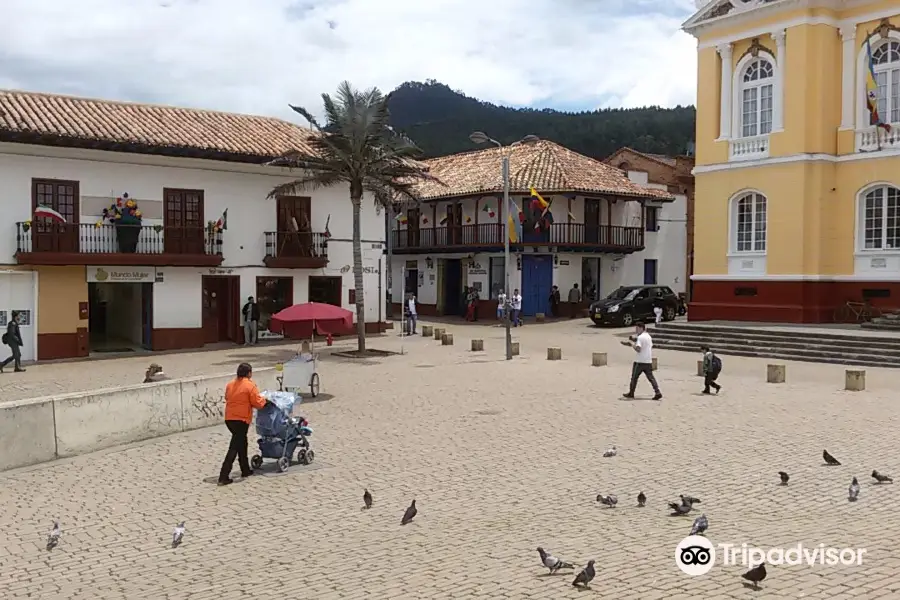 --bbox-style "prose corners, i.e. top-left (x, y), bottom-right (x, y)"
top-left (250, 390), bottom-right (315, 473)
